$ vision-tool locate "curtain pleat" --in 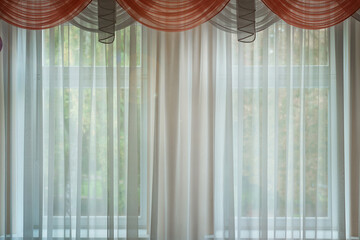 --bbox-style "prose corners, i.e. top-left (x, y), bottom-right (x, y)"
top-left (125, 25), bottom-right (139, 240)
top-left (97, 0), bottom-right (116, 44)
top-left (69, 0), bottom-right (134, 36)
top-left (261, 0), bottom-right (360, 29)
top-left (1, 0), bottom-right (360, 33)
top-left (348, 19), bottom-right (360, 238)
top-left (0, 23), bottom-right (12, 239)
top-left (147, 25), bottom-right (216, 239)
top-left (210, 0), bottom-right (279, 43)
top-left (0, 0), bottom-right (91, 30)
top-left (115, 0), bottom-right (230, 31)
top-left (211, 22), bottom-right (351, 239)
top-left (0, 22), bottom-right (148, 239)
top-left (2, 19), bottom-right (360, 240)
top-left (352, 11), bottom-right (360, 22)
